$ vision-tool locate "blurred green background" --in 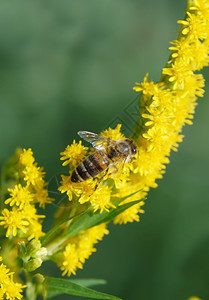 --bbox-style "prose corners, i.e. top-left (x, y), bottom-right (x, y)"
top-left (0, 0), bottom-right (209, 299)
